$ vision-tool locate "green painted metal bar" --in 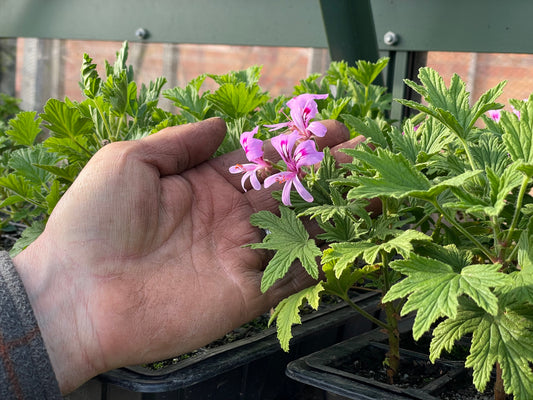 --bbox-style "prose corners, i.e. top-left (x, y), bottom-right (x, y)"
top-left (0, 0), bottom-right (329, 47)
top-left (388, 51), bottom-right (410, 122)
top-left (2, 0), bottom-right (533, 55)
top-left (319, 0), bottom-right (380, 64)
